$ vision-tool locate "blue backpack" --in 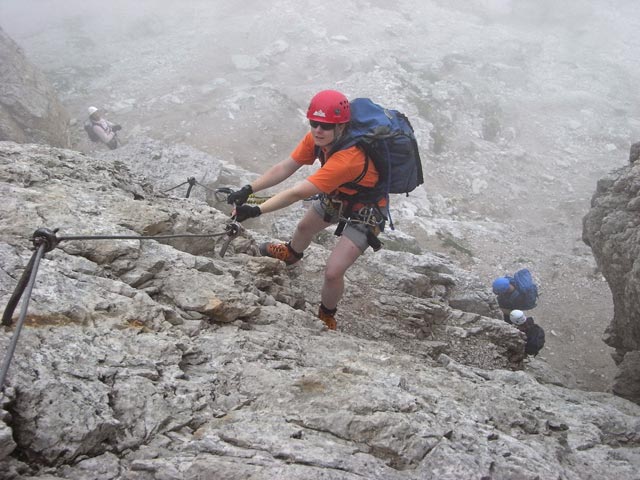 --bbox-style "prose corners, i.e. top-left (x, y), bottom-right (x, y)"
top-left (513, 268), bottom-right (539, 310)
top-left (324, 98), bottom-right (424, 229)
